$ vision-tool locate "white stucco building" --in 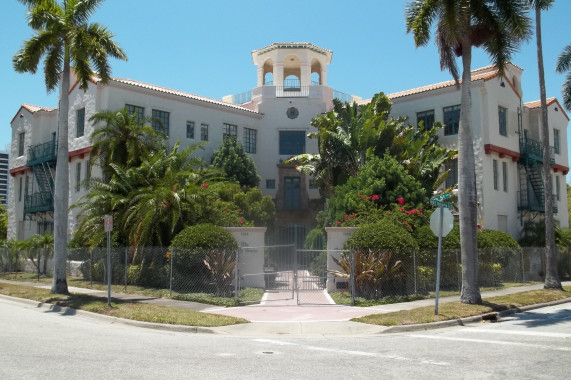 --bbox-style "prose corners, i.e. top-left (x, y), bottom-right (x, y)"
top-left (7, 43), bottom-right (568, 242)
